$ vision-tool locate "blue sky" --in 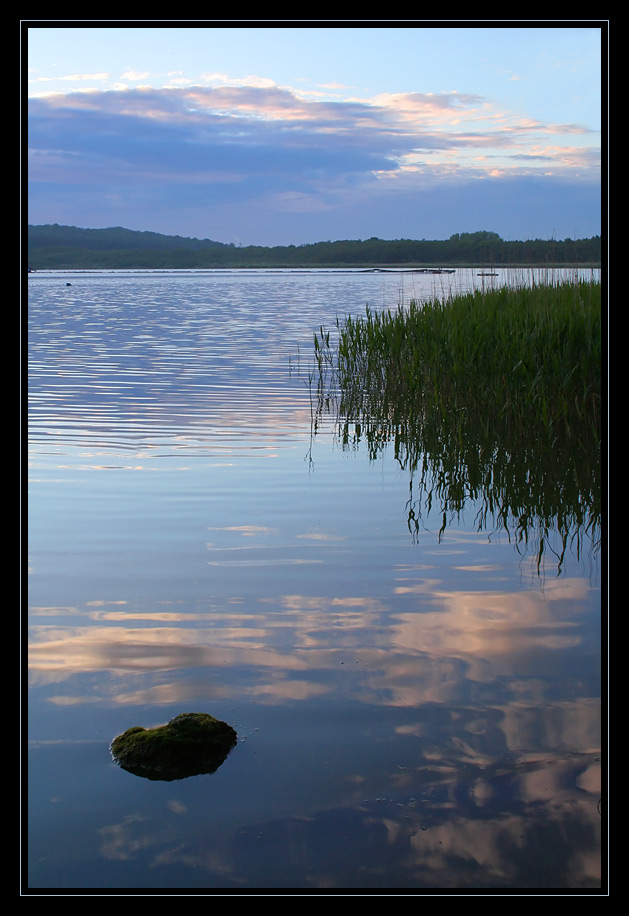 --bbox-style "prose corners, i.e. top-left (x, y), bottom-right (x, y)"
top-left (26, 24), bottom-right (603, 245)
